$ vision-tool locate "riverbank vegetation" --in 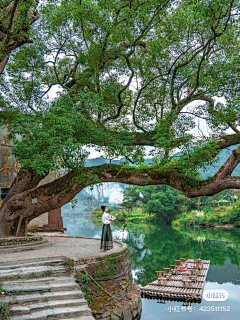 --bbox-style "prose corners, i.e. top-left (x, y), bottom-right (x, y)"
top-left (95, 186), bottom-right (240, 226)
top-left (172, 200), bottom-right (240, 227)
